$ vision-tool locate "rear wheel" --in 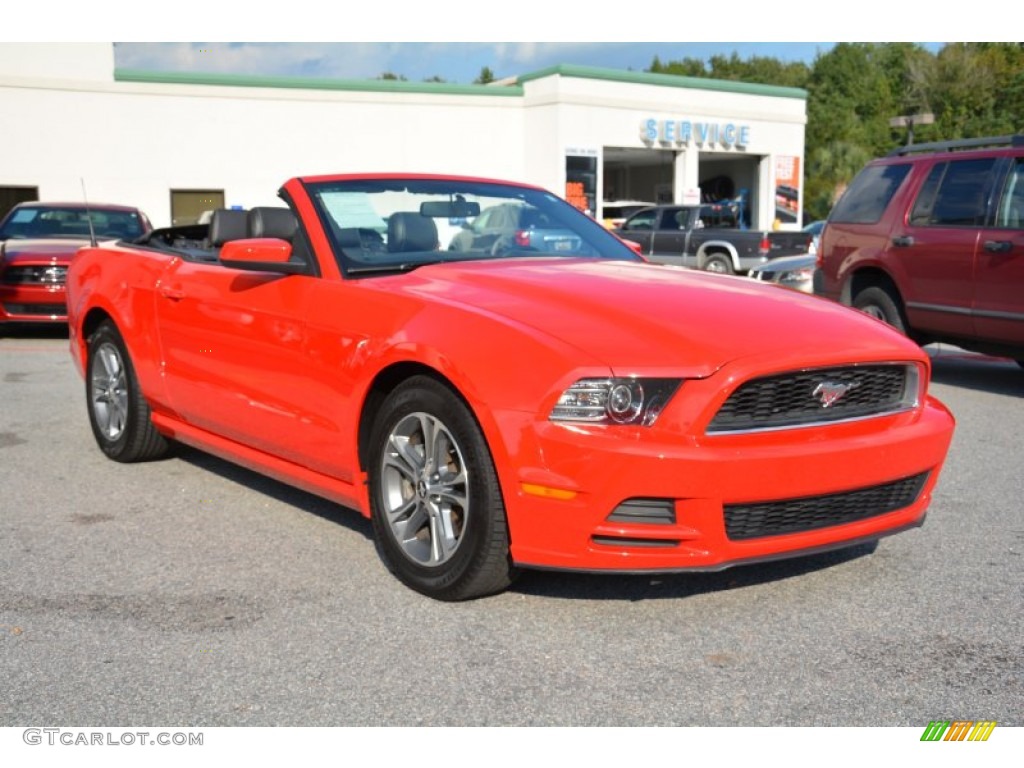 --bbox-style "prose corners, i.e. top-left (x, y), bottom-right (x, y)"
top-left (86, 321), bottom-right (170, 462)
top-left (703, 254), bottom-right (734, 275)
top-left (853, 285), bottom-right (907, 335)
top-left (368, 376), bottom-right (516, 600)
